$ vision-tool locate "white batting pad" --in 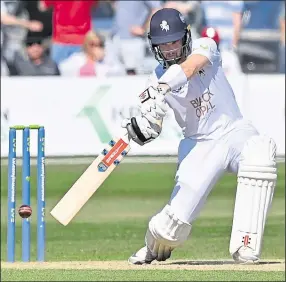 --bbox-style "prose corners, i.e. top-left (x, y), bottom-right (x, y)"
top-left (145, 204), bottom-right (192, 261)
top-left (229, 135), bottom-right (277, 263)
